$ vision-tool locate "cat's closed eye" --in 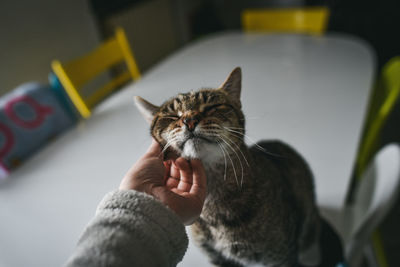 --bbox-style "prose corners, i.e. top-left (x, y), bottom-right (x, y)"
top-left (203, 104), bottom-right (223, 115)
top-left (203, 104), bottom-right (233, 120)
top-left (160, 114), bottom-right (180, 121)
